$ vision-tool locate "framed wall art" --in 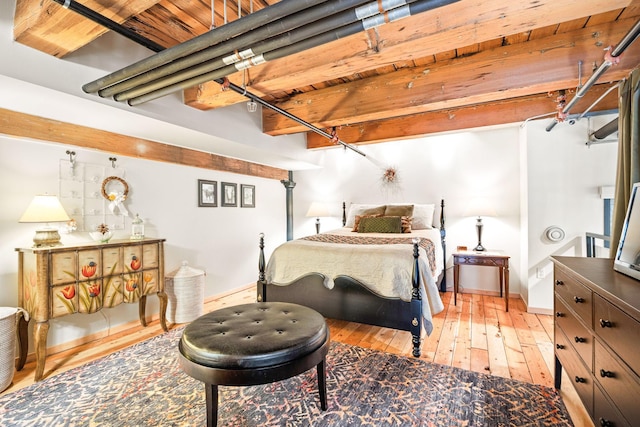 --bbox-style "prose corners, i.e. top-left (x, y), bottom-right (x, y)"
top-left (221, 182), bottom-right (237, 207)
top-left (198, 179), bottom-right (217, 207)
top-left (241, 184), bottom-right (255, 208)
